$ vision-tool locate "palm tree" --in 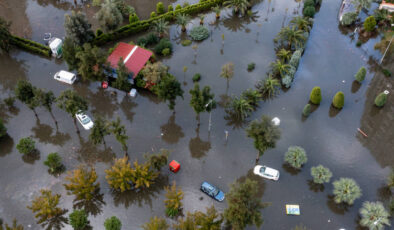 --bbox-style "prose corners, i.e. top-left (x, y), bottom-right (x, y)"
top-left (227, 96), bottom-right (254, 121)
top-left (164, 181), bottom-right (184, 217)
top-left (276, 26), bottom-right (306, 49)
top-left (56, 89), bottom-right (88, 133)
top-left (224, 0), bottom-right (250, 16)
top-left (276, 48), bottom-right (292, 63)
top-left (212, 5), bottom-right (221, 19)
top-left (270, 59), bottom-right (291, 78)
top-left (332, 178), bottom-right (362, 205)
top-left (176, 14), bottom-right (191, 33)
top-left (110, 117), bottom-right (129, 155)
top-left (198, 14), bottom-right (205, 25)
top-left (359, 201), bottom-right (391, 230)
top-left (131, 160), bottom-right (158, 189)
top-left (89, 115), bottom-right (110, 146)
top-left (241, 89), bottom-right (261, 108)
top-left (290, 16), bottom-right (312, 32)
top-left (256, 76), bottom-right (280, 99)
top-left (152, 18), bottom-right (169, 38)
top-left (41, 90), bottom-right (57, 125)
top-left (220, 62), bottom-right (234, 92)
